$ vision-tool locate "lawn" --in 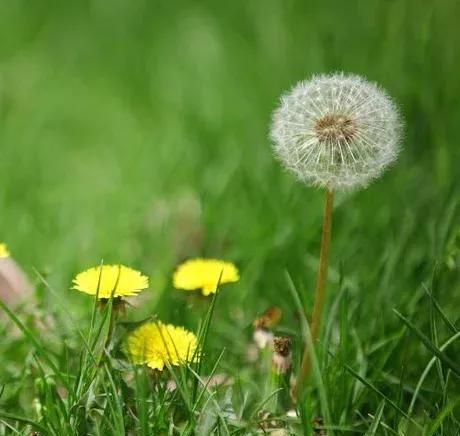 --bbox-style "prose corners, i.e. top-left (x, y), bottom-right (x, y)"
top-left (0, 0), bottom-right (459, 434)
